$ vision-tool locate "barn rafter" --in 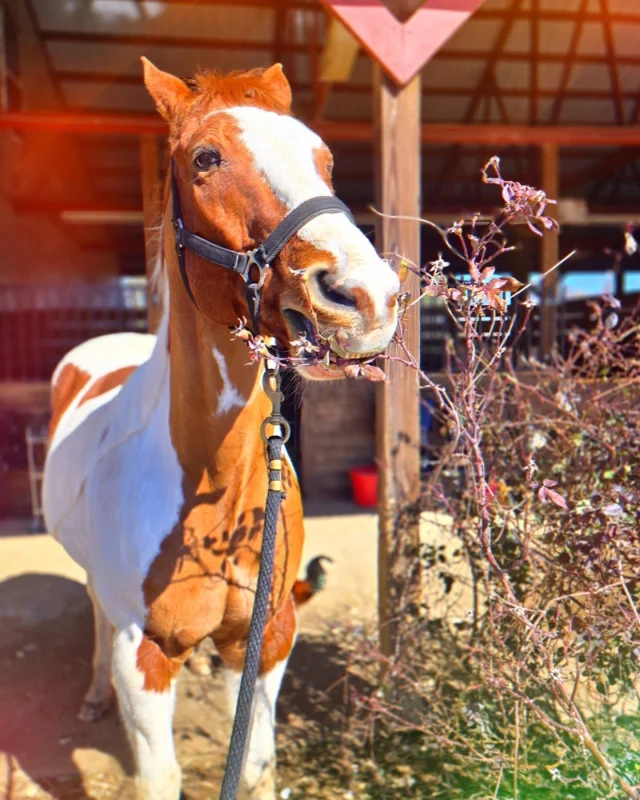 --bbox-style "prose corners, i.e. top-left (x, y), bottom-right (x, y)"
top-left (2, 0), bottom-right (639, 258)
